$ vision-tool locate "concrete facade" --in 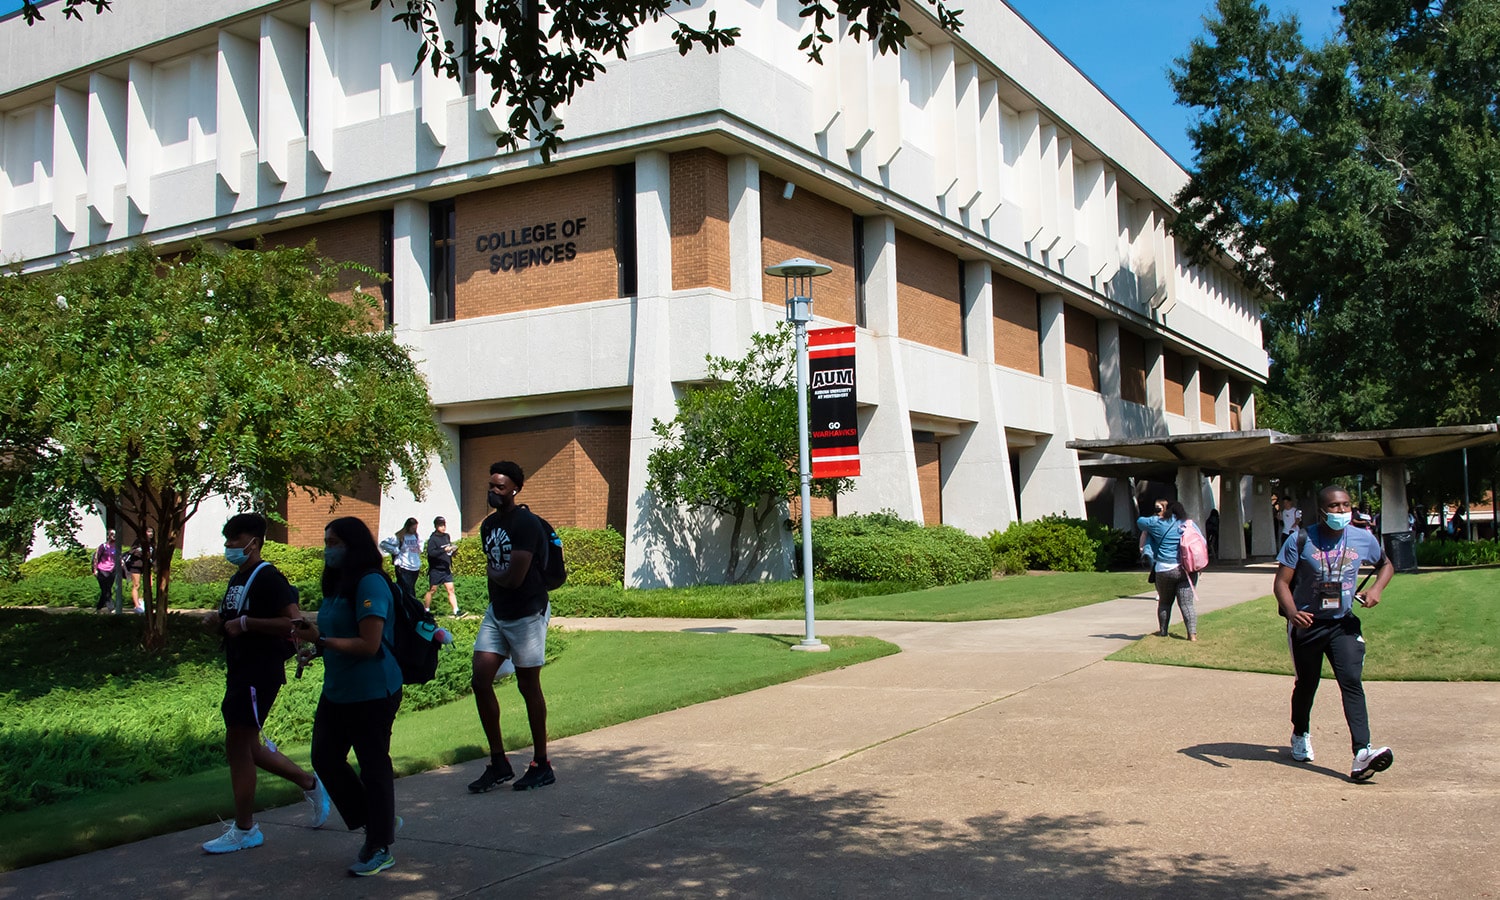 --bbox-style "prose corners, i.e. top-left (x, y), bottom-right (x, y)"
top-left (2, 0), bottom-right (1268, 582)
